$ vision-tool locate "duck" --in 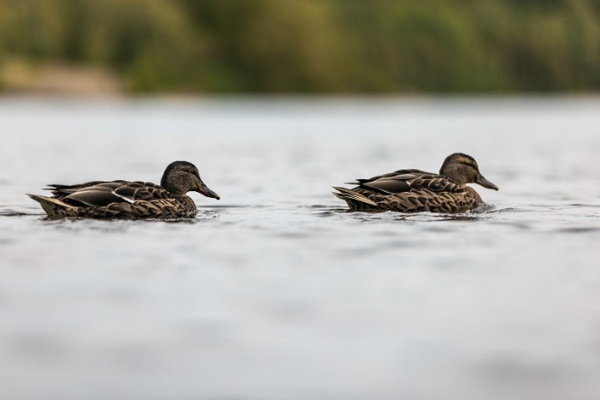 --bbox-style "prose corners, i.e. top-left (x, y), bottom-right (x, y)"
top-left (28, 161), bottom-right (220, 219)
top-left (333, 153), bottom-right (498, 213)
